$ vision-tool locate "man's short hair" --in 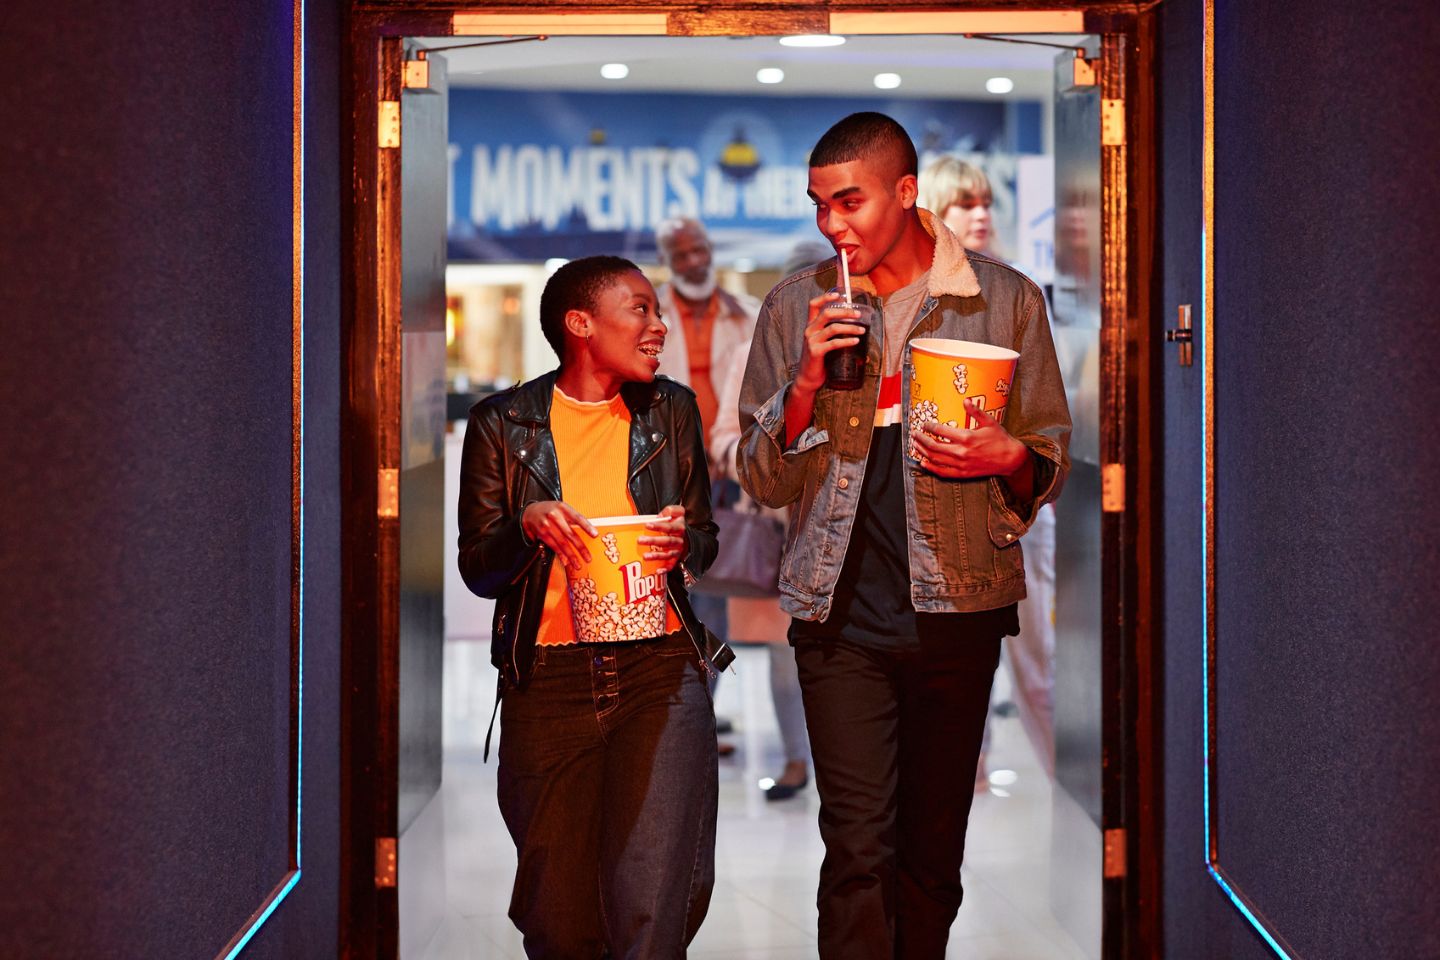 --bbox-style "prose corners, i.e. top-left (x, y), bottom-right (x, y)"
top-left (919, 156), bottom-right (993, 215)
top-left (809, 112), bottom-right (918, 182)
top-left (539, 255), bottom-right (641, 360)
